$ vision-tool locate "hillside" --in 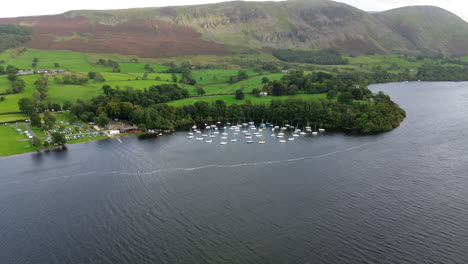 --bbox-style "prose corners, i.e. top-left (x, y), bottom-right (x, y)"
top-left (376, 6), bottom-right (468, 55)
top-left (0, 0), bottom-right (467, 57)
